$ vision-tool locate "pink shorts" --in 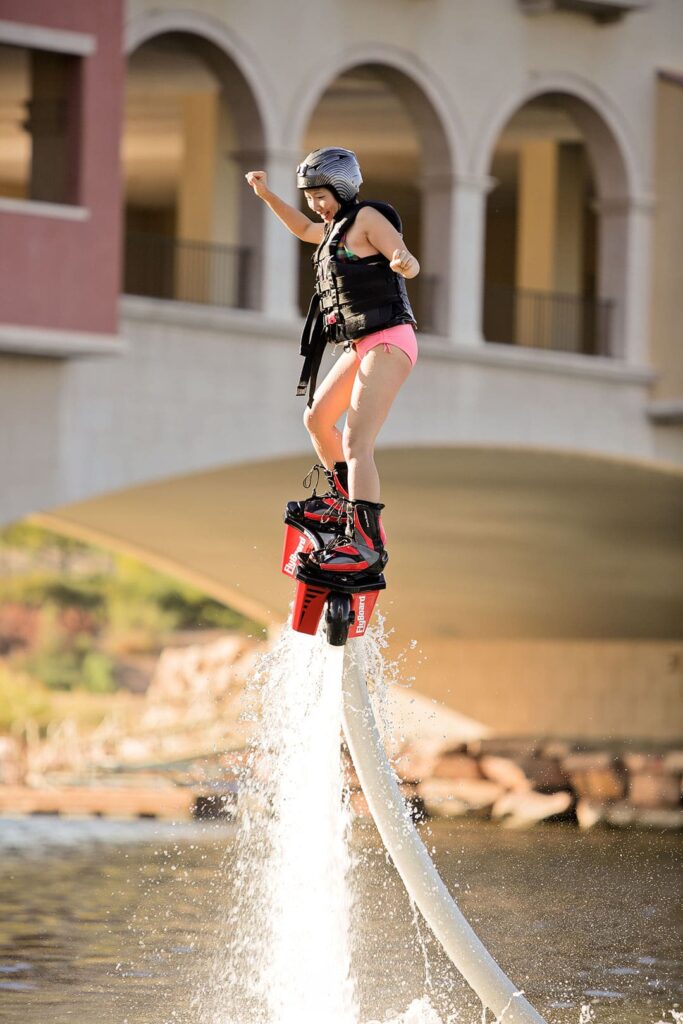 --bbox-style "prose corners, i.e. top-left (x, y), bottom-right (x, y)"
top-left (353, 324), bottom-right (418, 366)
